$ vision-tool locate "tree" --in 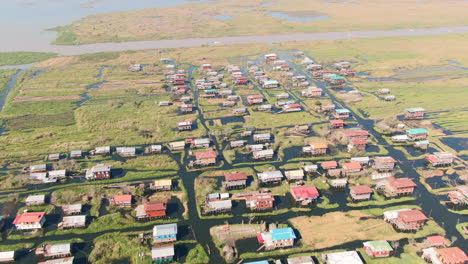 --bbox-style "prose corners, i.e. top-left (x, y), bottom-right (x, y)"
top-left (314, 100), bottom-right (322, 106)
top-left (186, 244), bottom-right (209, 264)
